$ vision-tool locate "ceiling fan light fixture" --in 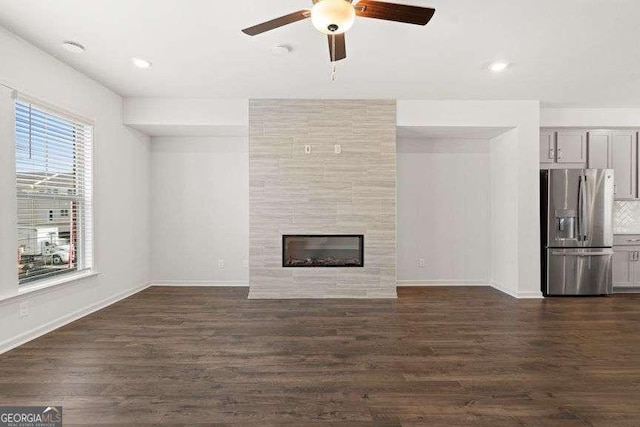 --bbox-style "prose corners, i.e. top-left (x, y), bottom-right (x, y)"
top-left (311, 0), bottom-right (356, 35)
